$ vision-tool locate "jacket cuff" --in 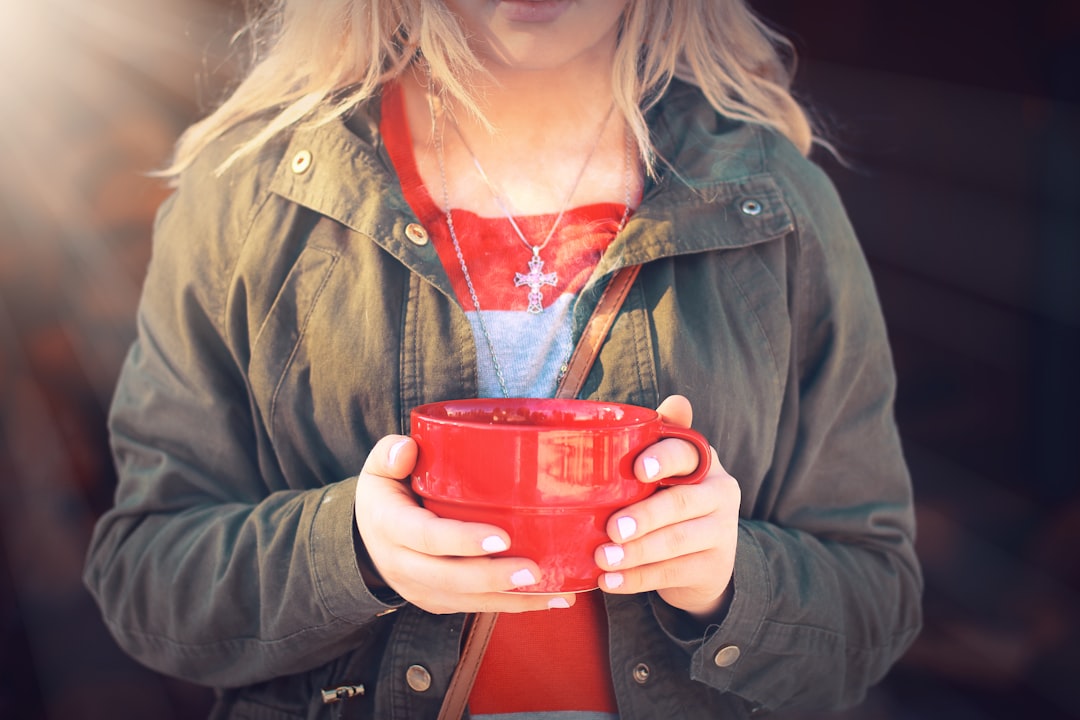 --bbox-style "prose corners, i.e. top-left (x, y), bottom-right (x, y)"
top-left (684, 524), bottom-right (770, 695)
top-left (310, 477), bottom-right (404, 621)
